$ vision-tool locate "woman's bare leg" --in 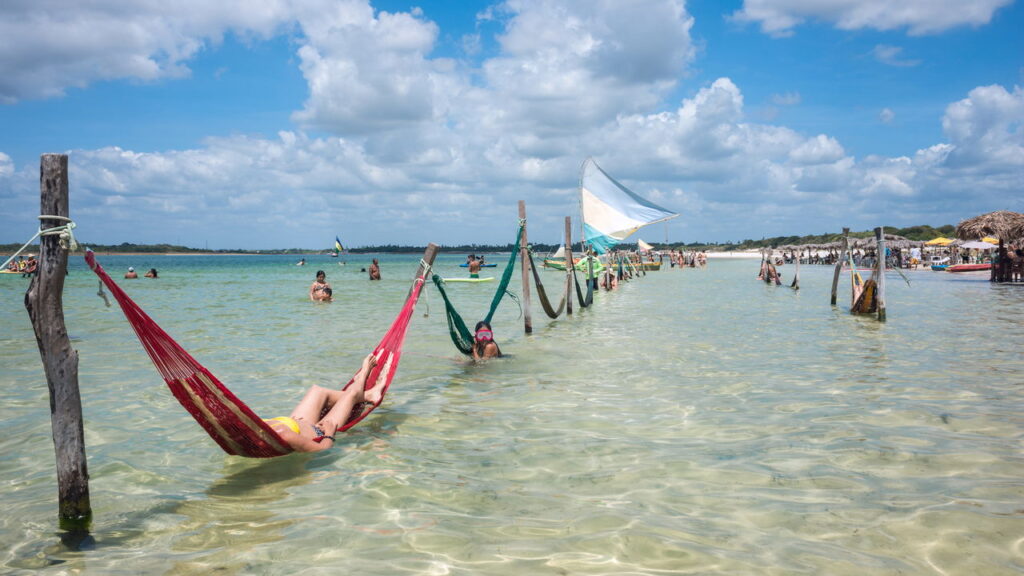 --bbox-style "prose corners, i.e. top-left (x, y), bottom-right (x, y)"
top-left (315, 354), bottom-right (378, 433)
top-left (290, 385), bottom-right (332, 424)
